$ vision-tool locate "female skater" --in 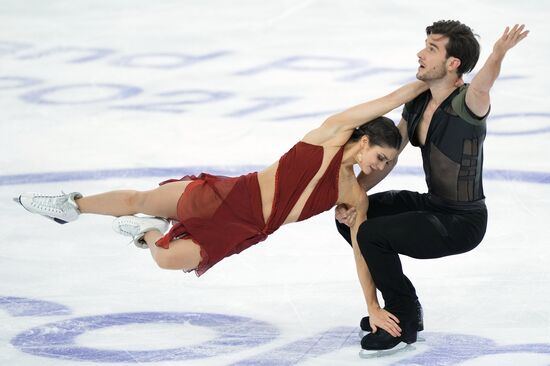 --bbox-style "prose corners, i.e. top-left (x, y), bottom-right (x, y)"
top-left (16, 80), bottom-right (427, 333)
